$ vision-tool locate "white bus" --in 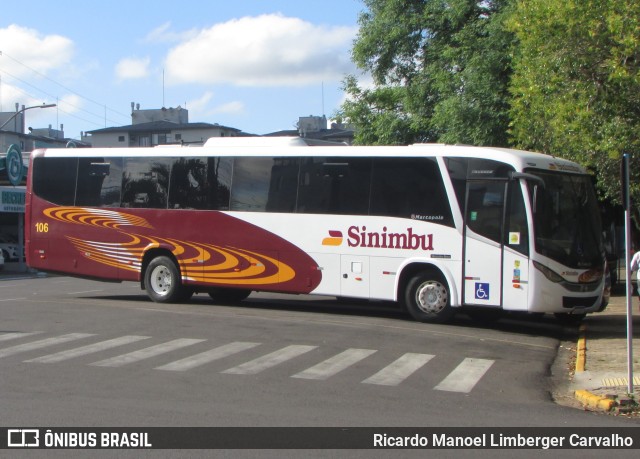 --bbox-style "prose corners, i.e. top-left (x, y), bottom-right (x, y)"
top-left (26, 138), bottom-right (608, 323)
